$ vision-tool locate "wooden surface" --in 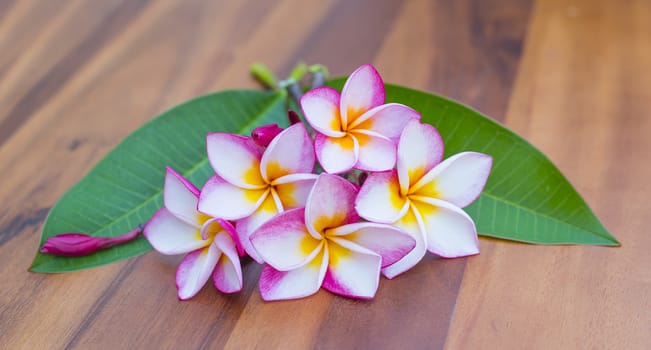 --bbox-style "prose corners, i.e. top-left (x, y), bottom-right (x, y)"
top-left (0, 0), bottom-right (649, 349)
